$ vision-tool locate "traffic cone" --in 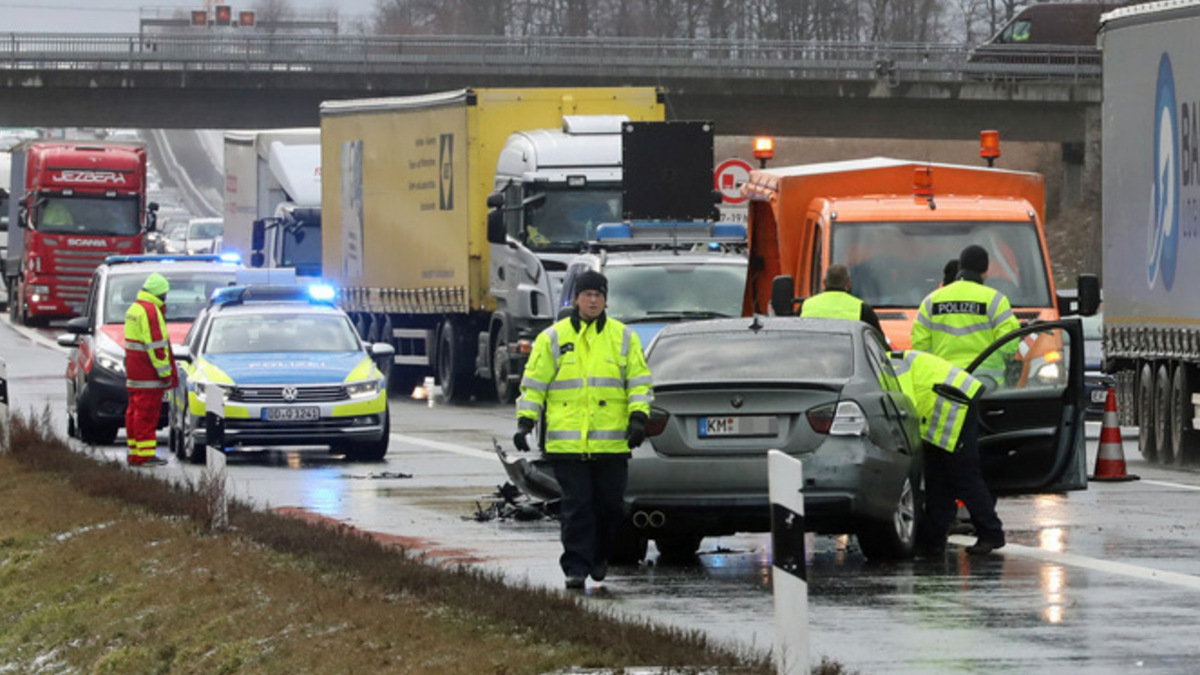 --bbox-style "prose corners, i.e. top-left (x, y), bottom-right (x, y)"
top-left (1090, 385), bottom-right (1140, 482)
